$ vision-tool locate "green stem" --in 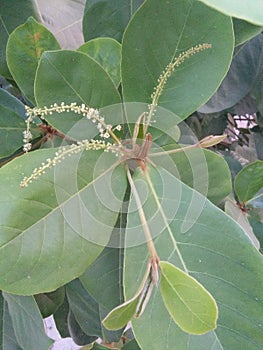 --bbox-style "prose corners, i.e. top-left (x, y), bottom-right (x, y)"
top-left (149, 143), bottom-right (199, 157)
top-left (126, 167), bottom-right (159, 261)
top-left (143, 166), bottom-right (189, 273)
